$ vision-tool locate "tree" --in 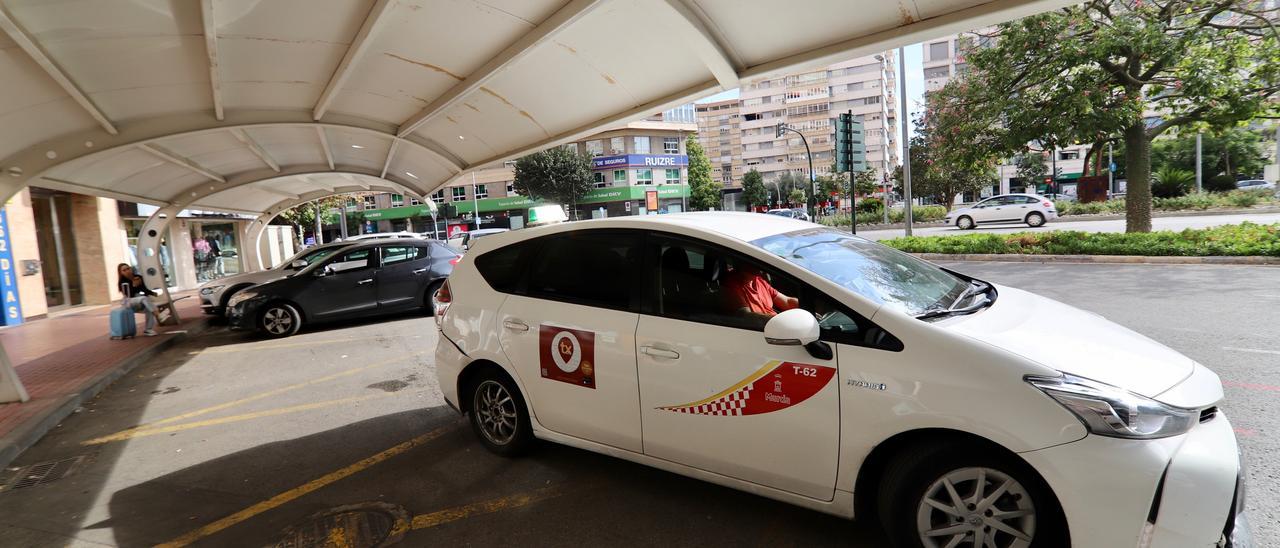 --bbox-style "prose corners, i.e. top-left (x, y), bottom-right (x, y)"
top-left (1152, 128), bottom-right (1268, 183)
top-left (966, 1), bottom-right (1280, 231)
top-left (741, 169), bottom-right (768, 209)
top-left (686, 135), bottom-right (720, 210)
top-left (908, 86), bottom-right (1001, 211)
top-left (787, 188), bottom-right (806, 206)
top-left (513, 146), bottom-right (593, 217)
top-left (1015, 152), bottom-right (1049, 185)
top-left (276, 194), bottom-right (350, 243)
top-left (851, 168), bottom-right (880, 196)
